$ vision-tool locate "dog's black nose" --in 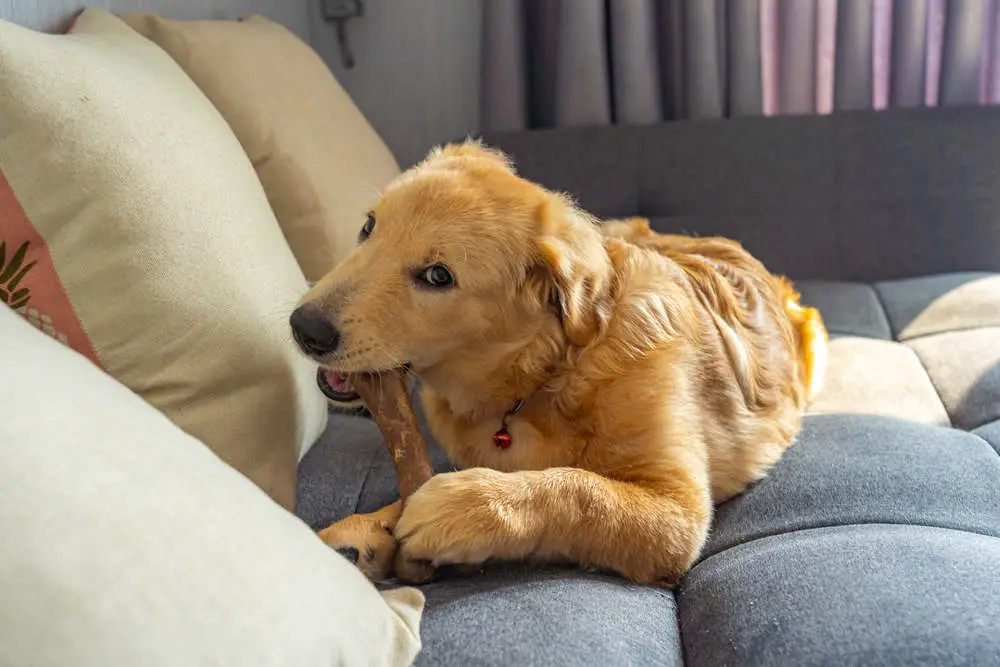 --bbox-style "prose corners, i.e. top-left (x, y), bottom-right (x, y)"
top-left (290, 307), bottom-right (340, 357)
